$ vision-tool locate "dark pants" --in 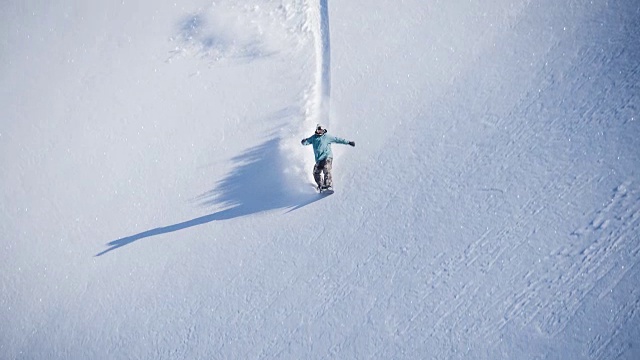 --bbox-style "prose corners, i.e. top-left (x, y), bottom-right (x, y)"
top-left (313, 158), bottom-right (333, 188)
